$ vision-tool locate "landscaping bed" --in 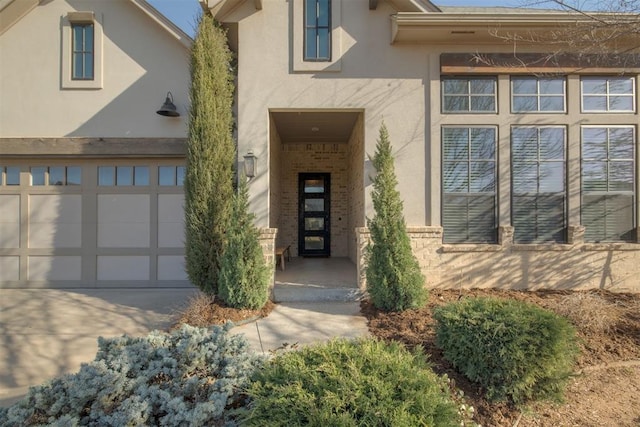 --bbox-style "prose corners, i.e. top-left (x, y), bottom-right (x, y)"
top-left (362, 289), bottom-right (640, 427)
